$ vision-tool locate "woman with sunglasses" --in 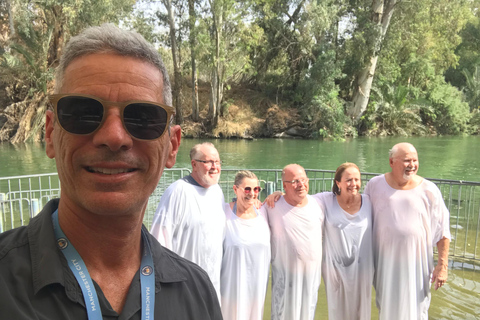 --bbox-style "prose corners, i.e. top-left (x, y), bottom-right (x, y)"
top-left (265, 163), bottom-right (373, 320)
top-left (220, 170), bottom-right (271, 320)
